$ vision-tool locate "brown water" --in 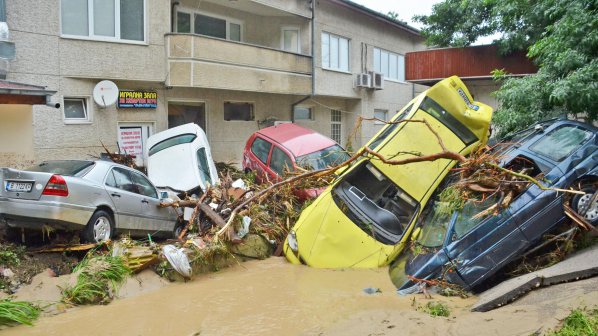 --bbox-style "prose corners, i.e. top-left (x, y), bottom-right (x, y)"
top-left (2, 257), bottom-right (597, 336)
